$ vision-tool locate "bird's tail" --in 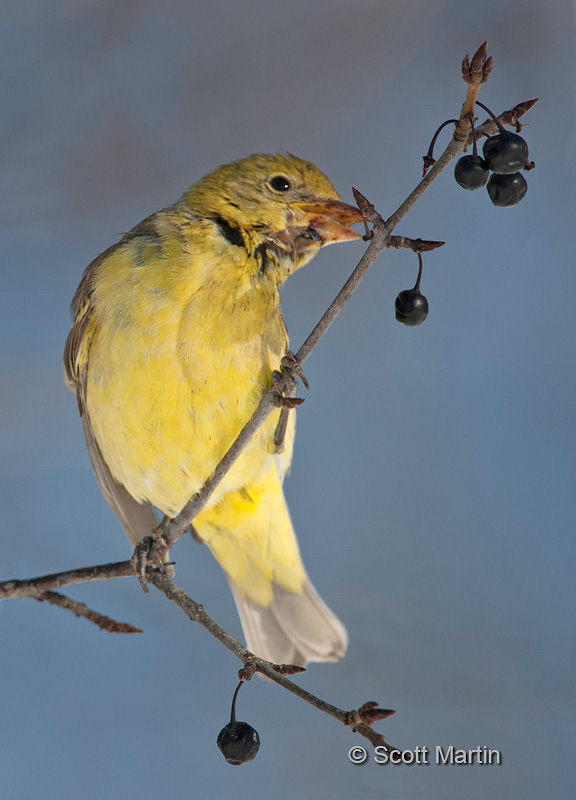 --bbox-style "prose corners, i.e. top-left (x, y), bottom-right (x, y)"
top-left (194, 467), bottom-right (348, 667)
top-left (230, 578), bottom-right (348, 666)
